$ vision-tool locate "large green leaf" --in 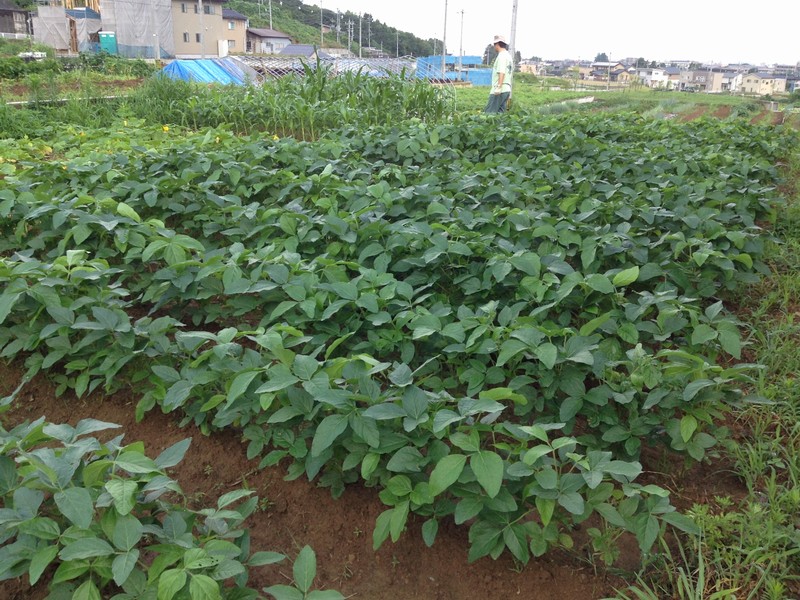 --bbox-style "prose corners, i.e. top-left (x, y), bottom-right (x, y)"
top-left (470, 451), bottom-right (504, 499)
